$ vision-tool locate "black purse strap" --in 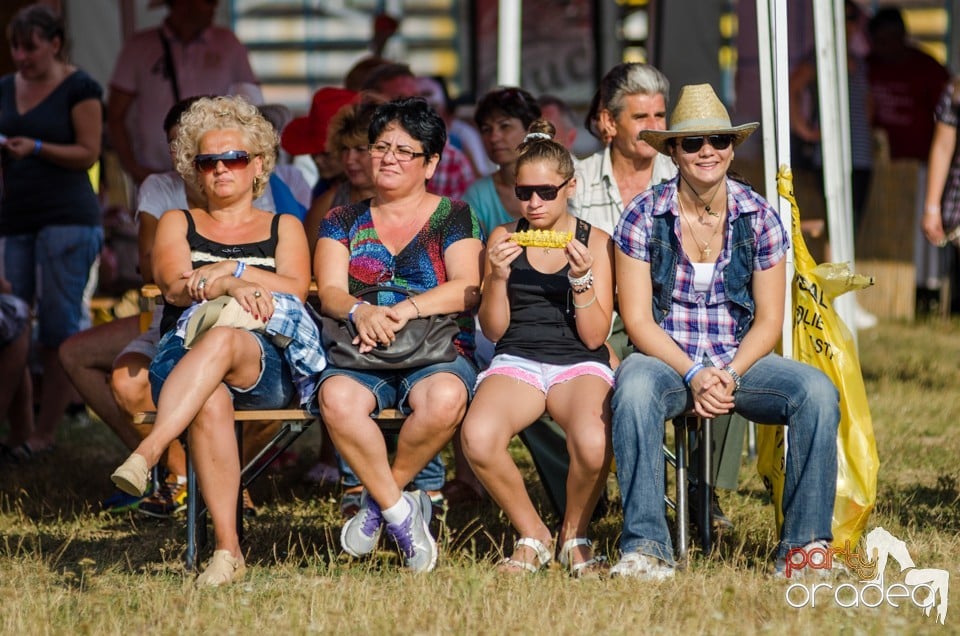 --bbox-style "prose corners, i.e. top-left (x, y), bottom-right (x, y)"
top-left (345, 285), bottom-right (432, 360)
top-left (158, 30), bottom-right (181, 102)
